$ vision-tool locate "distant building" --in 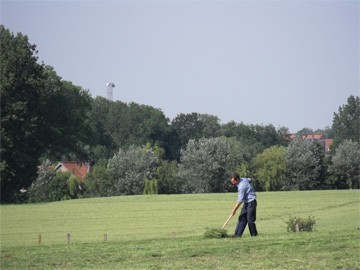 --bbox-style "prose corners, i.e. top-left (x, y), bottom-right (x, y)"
top-left (289, 134), bottom-right (333, 153)
top-left (54, 162), bottom-right (90, 179)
